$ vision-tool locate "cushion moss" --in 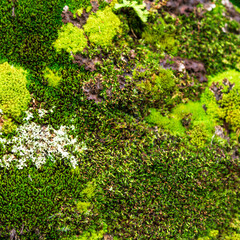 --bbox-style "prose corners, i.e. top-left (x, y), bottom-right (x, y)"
top-left (53, 22), bottom-right (88, 55)
top-left (0, 62), bottom-right (31, 133)
top-left (83, 6), bottom-right (122, 47)
top-left (43, 67), bottom-right (62, 88)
